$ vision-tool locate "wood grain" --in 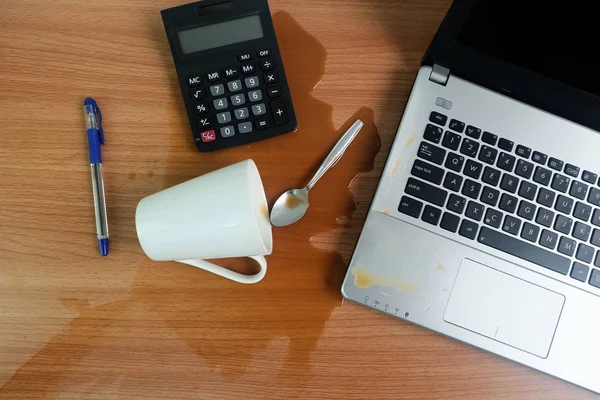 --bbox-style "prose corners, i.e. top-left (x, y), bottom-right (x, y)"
top-left (0, 0), bottom-right (595, 398)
